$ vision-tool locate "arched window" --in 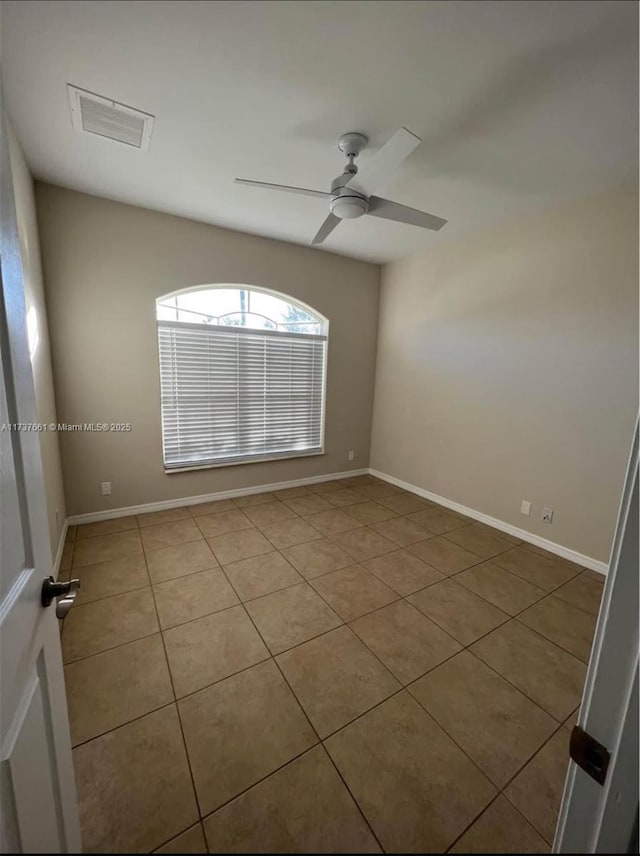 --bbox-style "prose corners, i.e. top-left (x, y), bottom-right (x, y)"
top-left (156, 285), bottom-right (328, 470)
